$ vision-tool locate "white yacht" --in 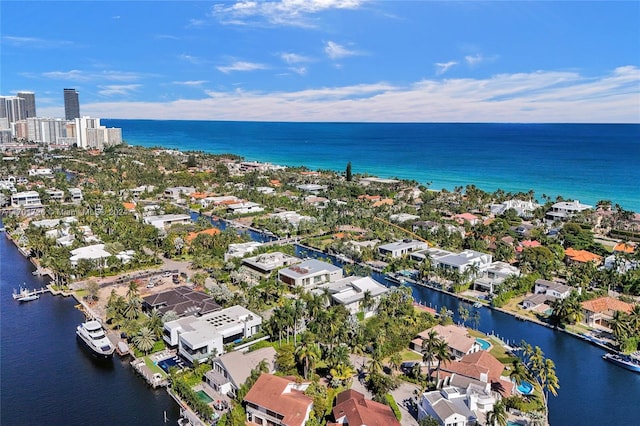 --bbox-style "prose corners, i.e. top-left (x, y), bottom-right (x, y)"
top-left (76, 320), bottom-right (115, 359)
